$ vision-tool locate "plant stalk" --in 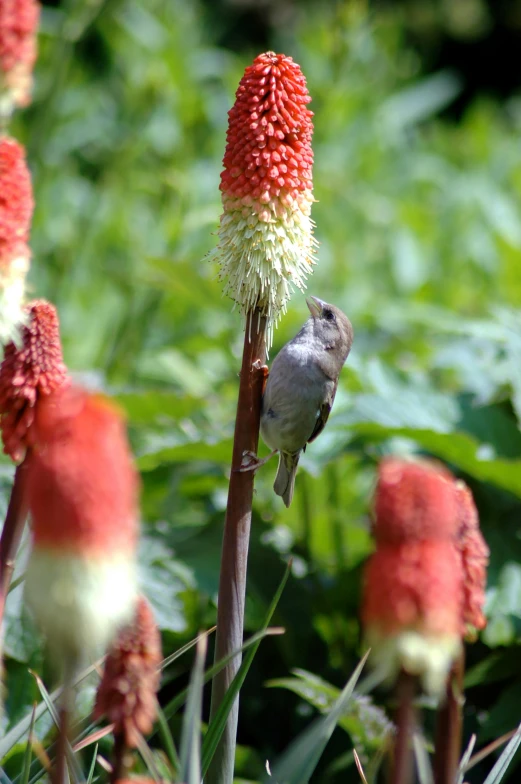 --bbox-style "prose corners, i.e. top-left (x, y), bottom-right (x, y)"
top-left (53, 701), bottom-right (69, 784)
top-left (433, 651), bottom-right (465, 784)
top-left (207, 310), bottom-right (266, 784)
top-left (110, 731), bottom-right (128, 783)
top-left (389, 671), bottom-right (417, 784)
top-left (0, 457), bottom-right (30, 627)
